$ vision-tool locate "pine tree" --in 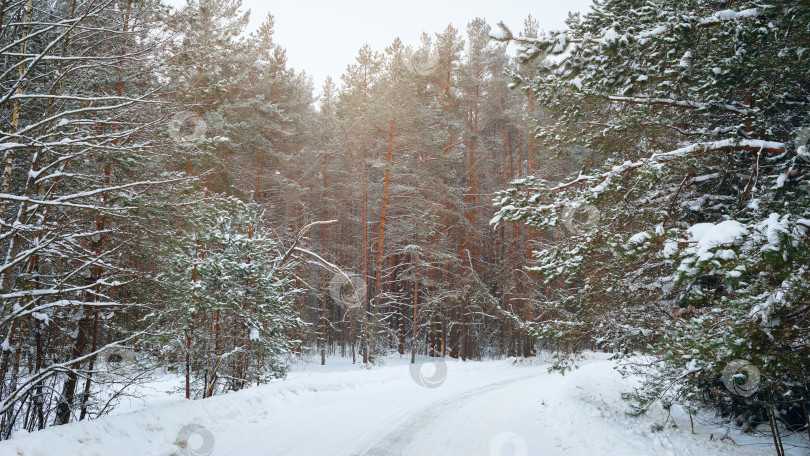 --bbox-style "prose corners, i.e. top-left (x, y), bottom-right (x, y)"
top-left (494, 0), bottom-right (810, 440)
top-left (162, 197), bottom-right (302, 398)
